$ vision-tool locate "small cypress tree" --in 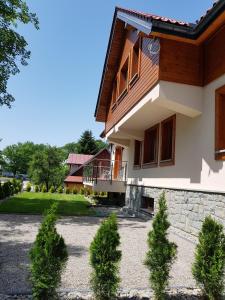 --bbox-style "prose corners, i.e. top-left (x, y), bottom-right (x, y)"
top-left (26, 182), bottom-right (32, 192)
top-left (49, 185), bottom-right (55, 193)
top-left (34, 185), bottom-right (39, 193)
top-left (57, 186), bottom-right (63, 194)
top-left (90, 213), bottom-right (121, 300)
top-left (145, 192), bottom-right (177, 300)
top-left (29, 203), bottom-right (68, 300)
top-left (192, 216), bottom-right (225, 300)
